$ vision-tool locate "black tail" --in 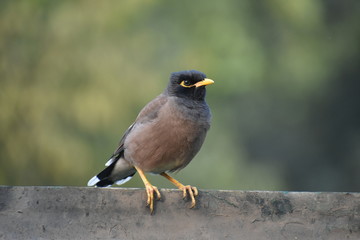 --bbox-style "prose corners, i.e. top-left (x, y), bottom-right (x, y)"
top-left (87, 158), bottom-right (136, 187)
